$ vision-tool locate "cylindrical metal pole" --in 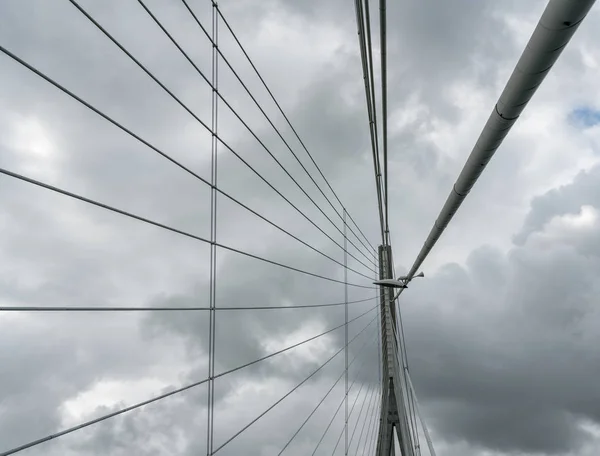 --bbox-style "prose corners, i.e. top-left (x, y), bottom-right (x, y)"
top-left (344, 209), bottom-right (349, 456)
top-left (407, 0), bottom-right (597, 279)
top-left (207, 3), bottom-right (219, 455)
